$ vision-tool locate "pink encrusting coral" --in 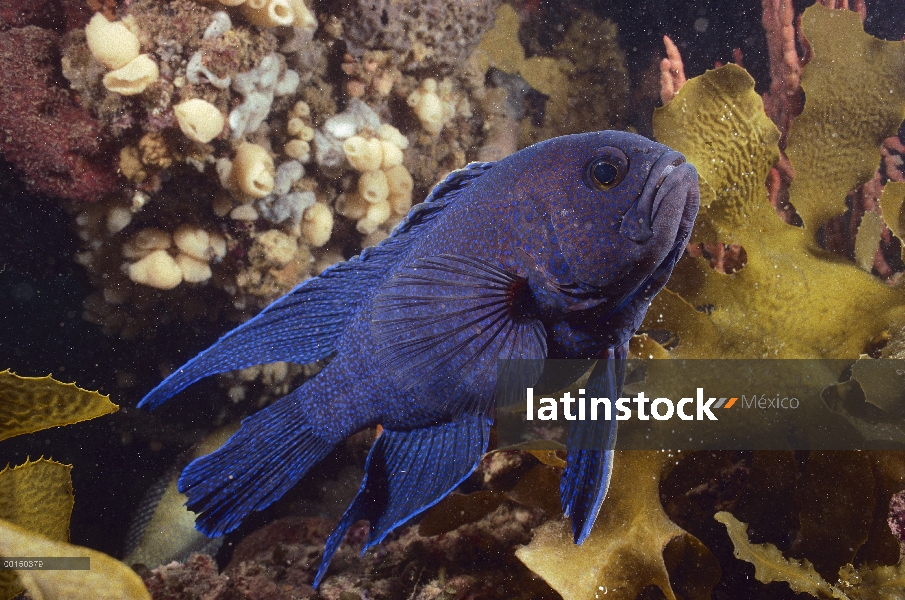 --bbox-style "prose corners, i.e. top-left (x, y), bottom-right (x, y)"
top-left (0, 0), bottom-right (92, 32)
top-left (0, 25), bottom-right (119, 203)
top-left (0, 0), bottom-right (61, 30)
top-left (890, 489), bottom-right (905, 559)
